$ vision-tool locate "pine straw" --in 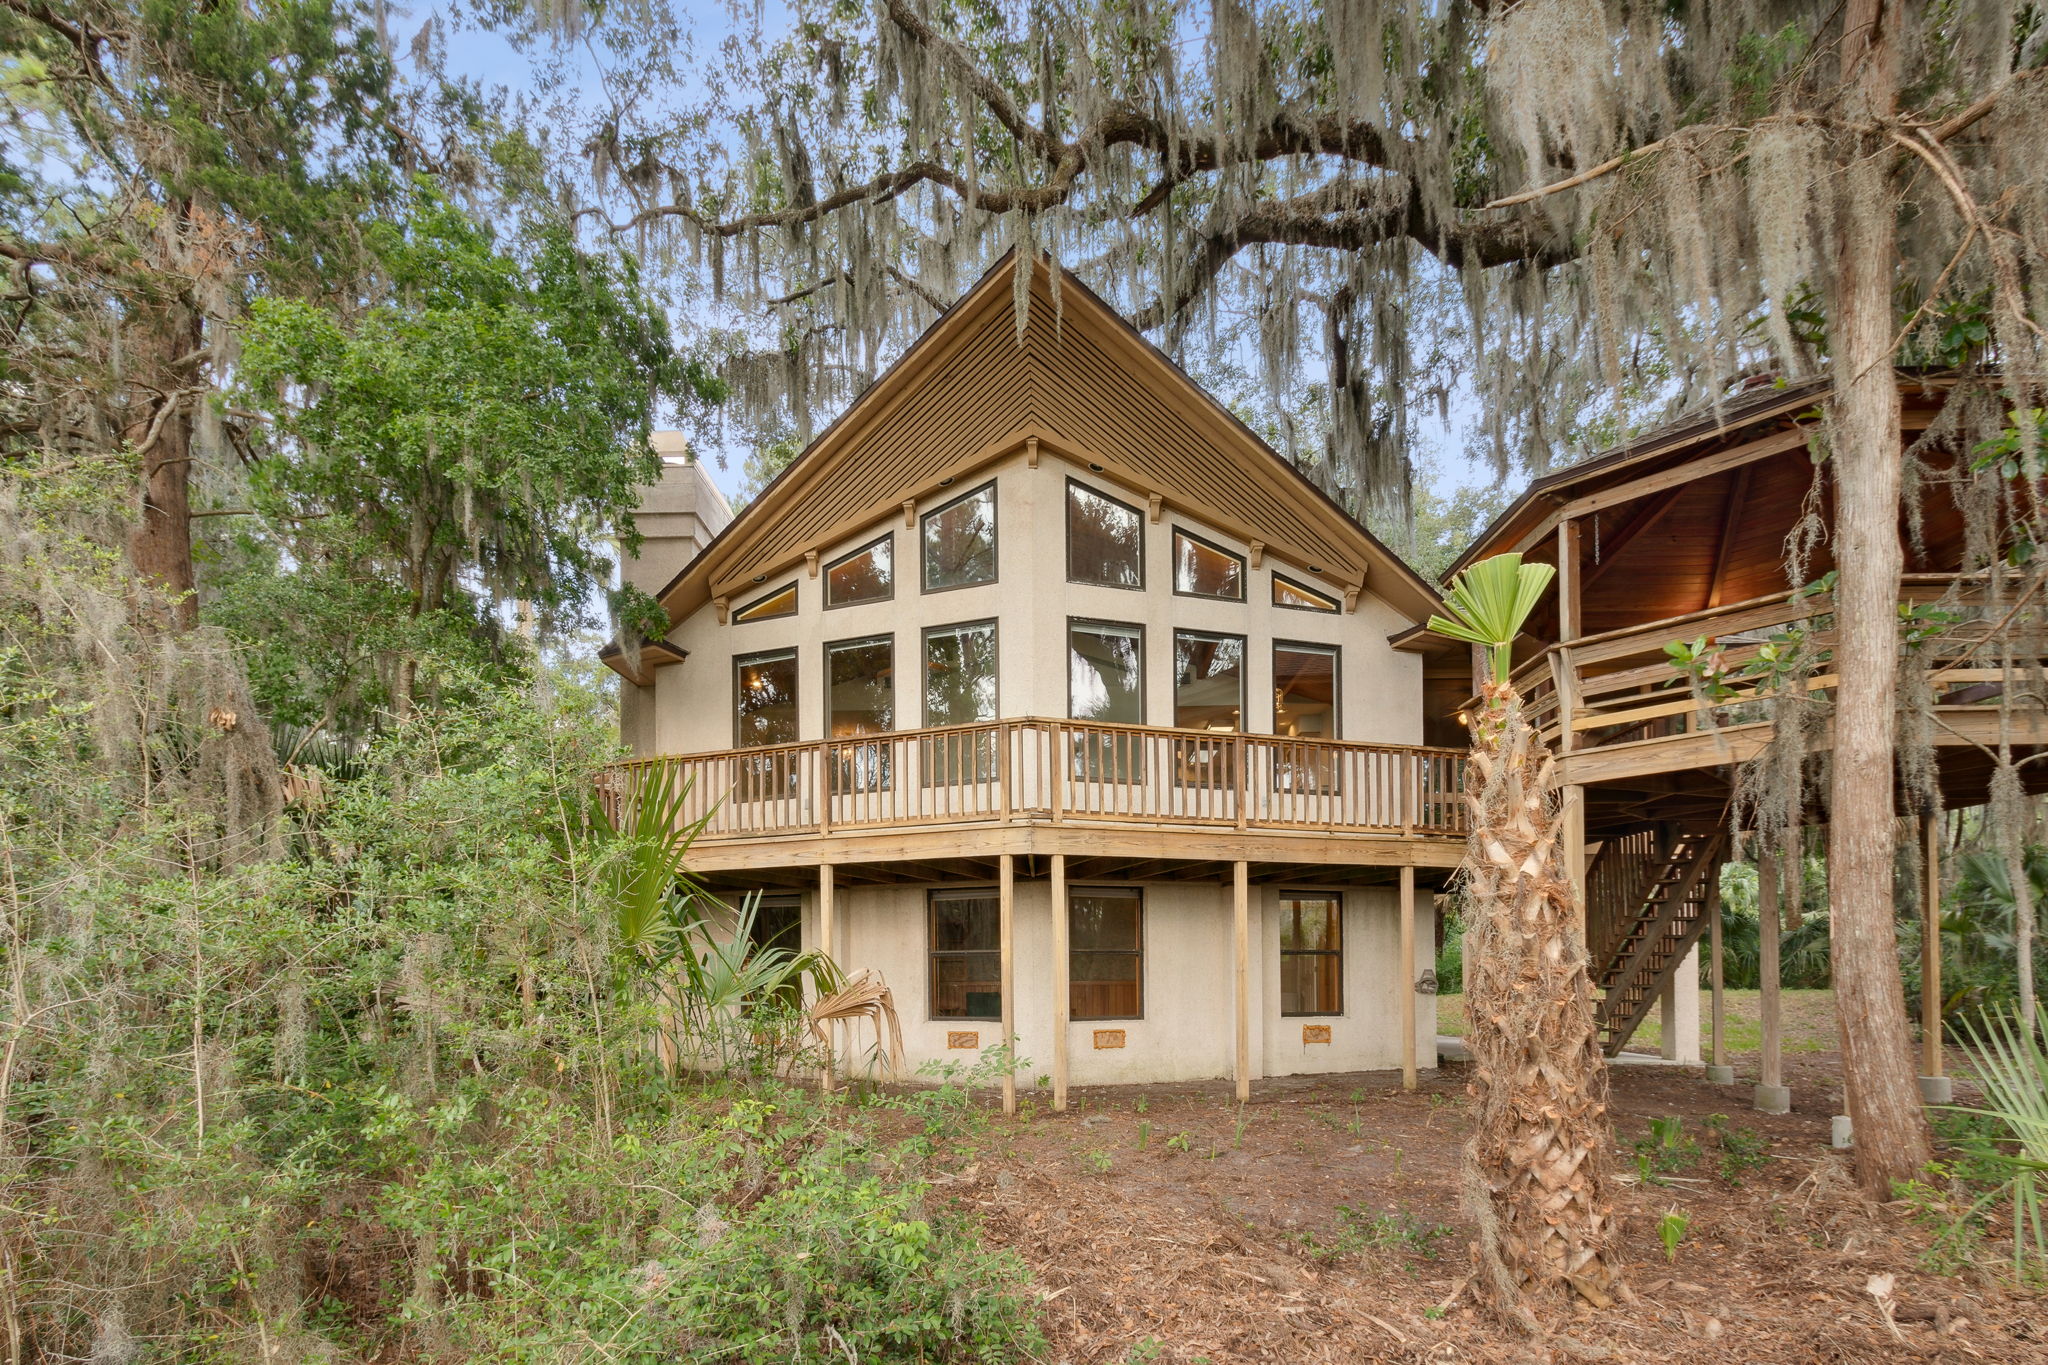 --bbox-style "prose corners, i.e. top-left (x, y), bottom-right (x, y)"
top-left (920, 1066), bottom-right (2045, 1364)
